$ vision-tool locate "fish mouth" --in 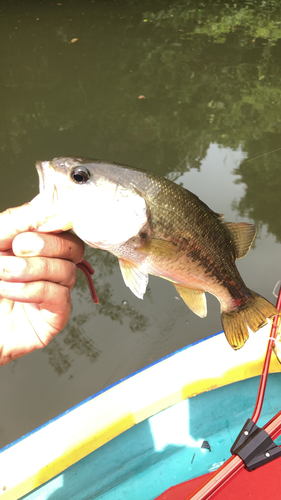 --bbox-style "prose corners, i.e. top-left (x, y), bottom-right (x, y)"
top-left (32, 160), bottom-right (73, 232)
top-left (36, 161), bottom-right (58, 205)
